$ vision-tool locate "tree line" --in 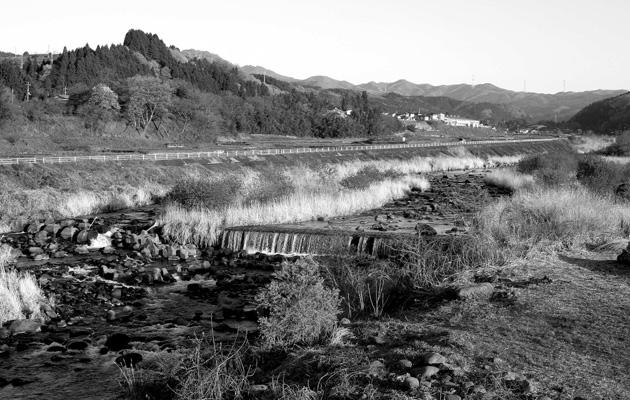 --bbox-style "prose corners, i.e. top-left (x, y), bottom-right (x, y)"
top-left (0, 29), bottom-right (399, 141)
